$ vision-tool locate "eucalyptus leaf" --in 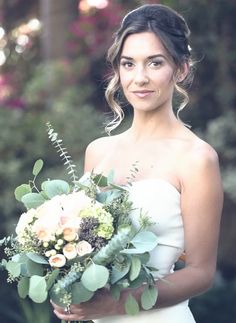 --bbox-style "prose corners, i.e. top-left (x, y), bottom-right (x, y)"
top-left (124, 294), bottom-right (139, 315)
top-left (14, 184), bottom-right (31, 202)
top-left (81, 263), bottom-right (109, 292)
top-left (49, 285), bottom-right (68, 307)
top-left (32, 159), bottom-right (44, 176)
top-left (18, 277), bottom-right (29, 299)
top-left (71, 282), bottom-right (94, 304)
top-left (21, 193), bottom-right (46, 209)
top-left (12, 253), bottom-right (28, 263)
top-left (41, 180), bottom-right (70, 198)
top-left (131, 231), bottom-right (158, 252)
top-left (141, 285), bottom-right (158, 310)
top-left (110, 284), bottom-right (121, 301)
top-left (96, 191), bottom-right (109, 203)
top-left (111, 260), bottom-right (131, 284)
top-left (128, 272), bottom-right (146, 289)
top-left (46, 269), bottom-right (60, 291)
top-left (26, 252), bottom-right (48, 265)
top-left (29, 275), bottom-right (48, 303)
top-left (93, 174), bottom-right (108, 187)
top-left (104, 189), bottom-right (122, 203)
top-left (139, 252), bottom-right (150, 264)
top-left (107, 169), bottom-right (115, 185)
top-left (129, 256), bottom-right (141, 281)
top-left (121, 231), bottom-right (158, 254)
top-left (6, 261), bottom-right (21, 278)
top-left (26, 259), bottom-right (44, 276)
top-left (93, 226), bottom-right (132, 265)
